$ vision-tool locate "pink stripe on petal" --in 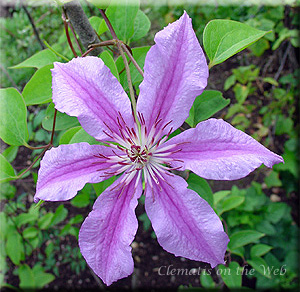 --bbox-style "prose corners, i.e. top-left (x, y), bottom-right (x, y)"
top-left (52, 56), bottom-right (134, 141)
top-left (79, 174), bottom-right (142, 286)
top-left (164, 119), bottom-right (284, 180)
top-left (34, 143), bottom-right (121, 202)
top-left (145, 174), bottom-right (229, 268)
top-left (137, 12), bottom-right (208, 136)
